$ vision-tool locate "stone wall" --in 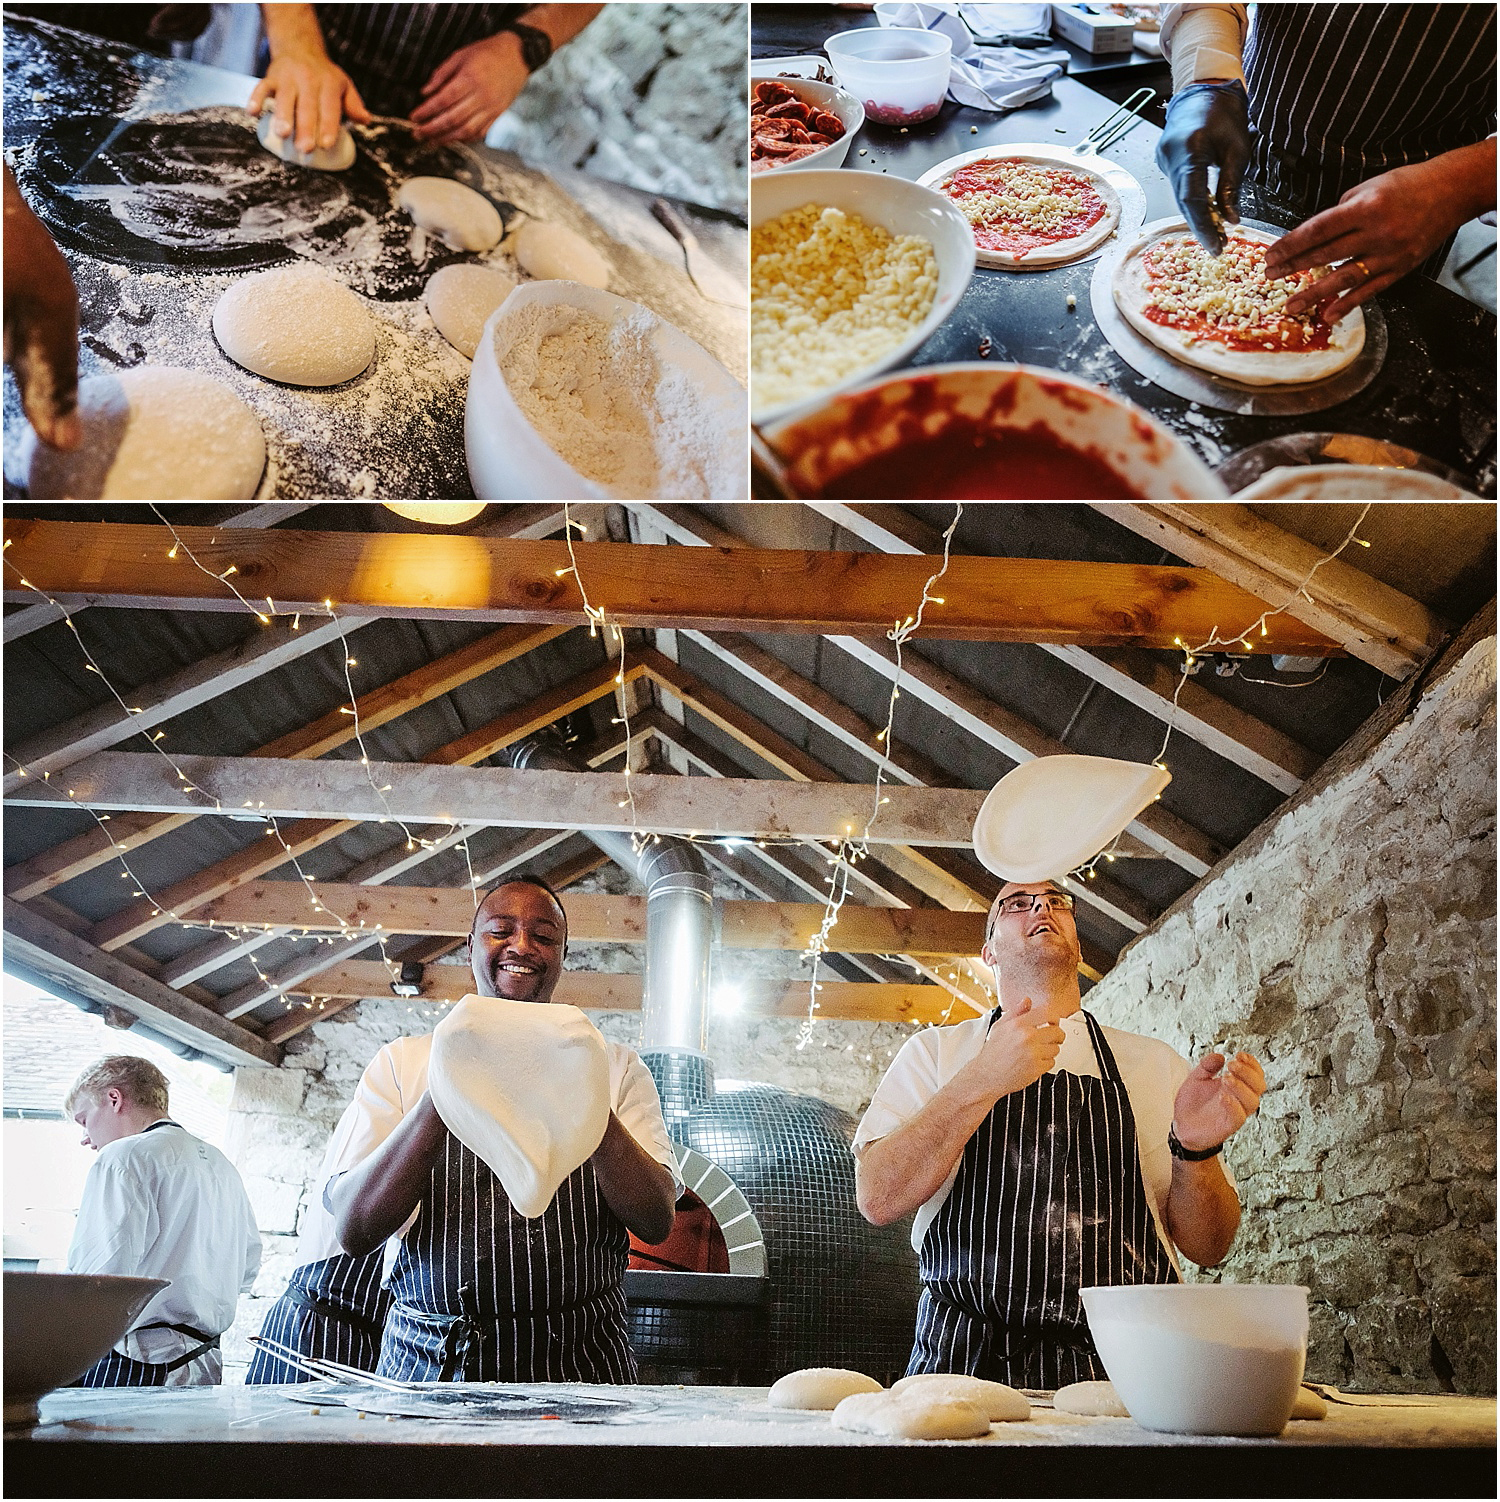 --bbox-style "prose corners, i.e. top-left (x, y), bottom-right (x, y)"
top-left (1085, 620), bottom-right (1497, 1395)
top-left (486, 4), bottom-right (747, 213)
